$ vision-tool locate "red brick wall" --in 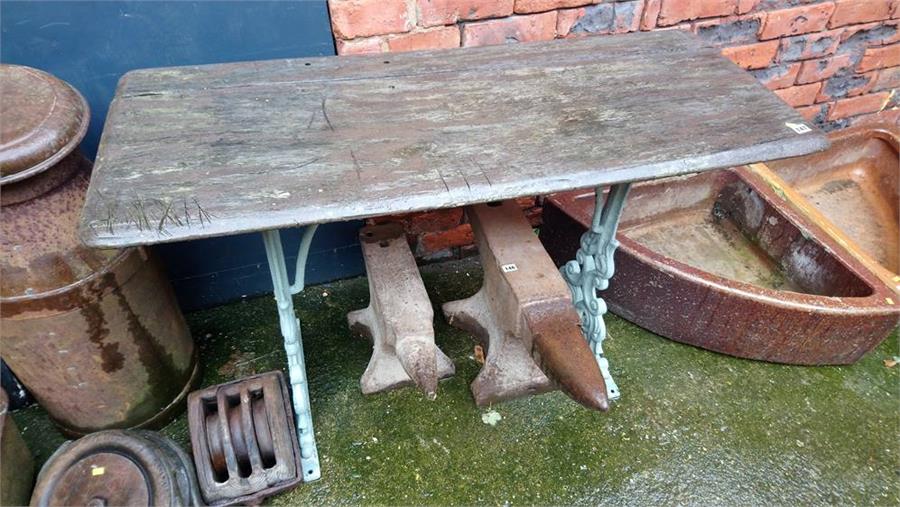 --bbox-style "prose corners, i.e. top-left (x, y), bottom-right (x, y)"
top-left (328, 0), bottom-right (899, 259)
